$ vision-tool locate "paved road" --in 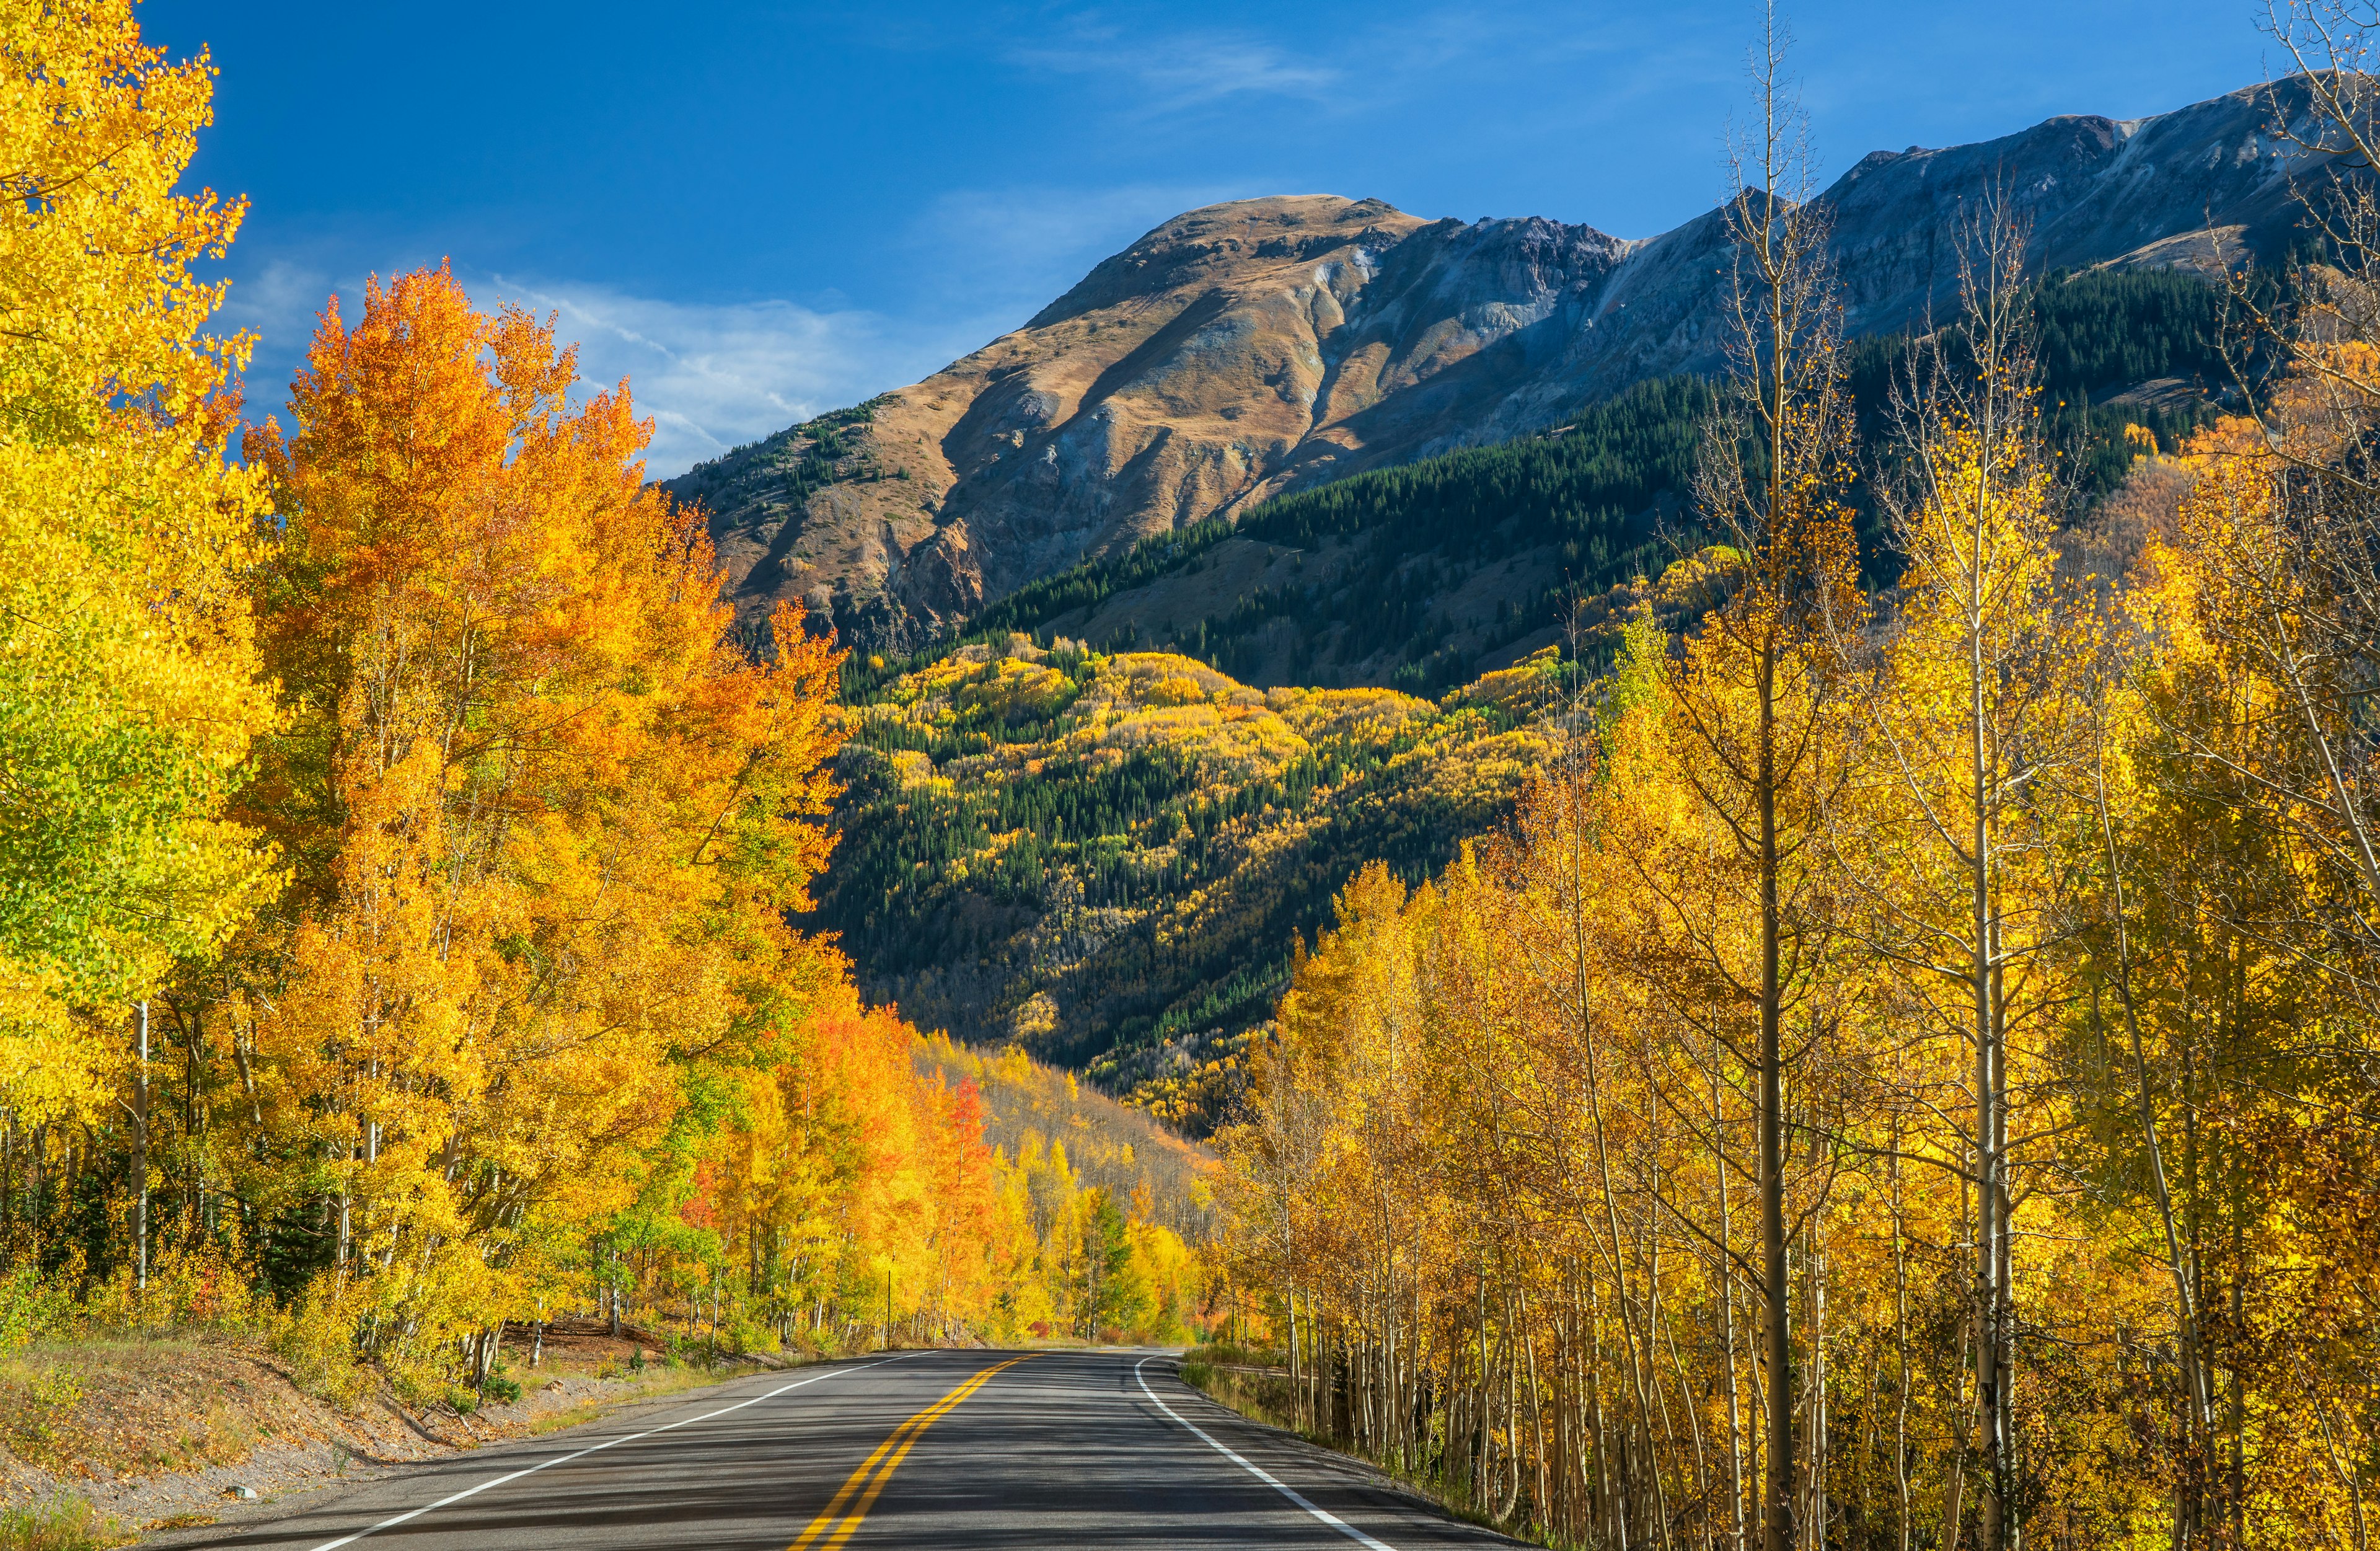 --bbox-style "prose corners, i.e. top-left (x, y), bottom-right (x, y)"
top-left (160, 1350), bottom-right (1522, 1550)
